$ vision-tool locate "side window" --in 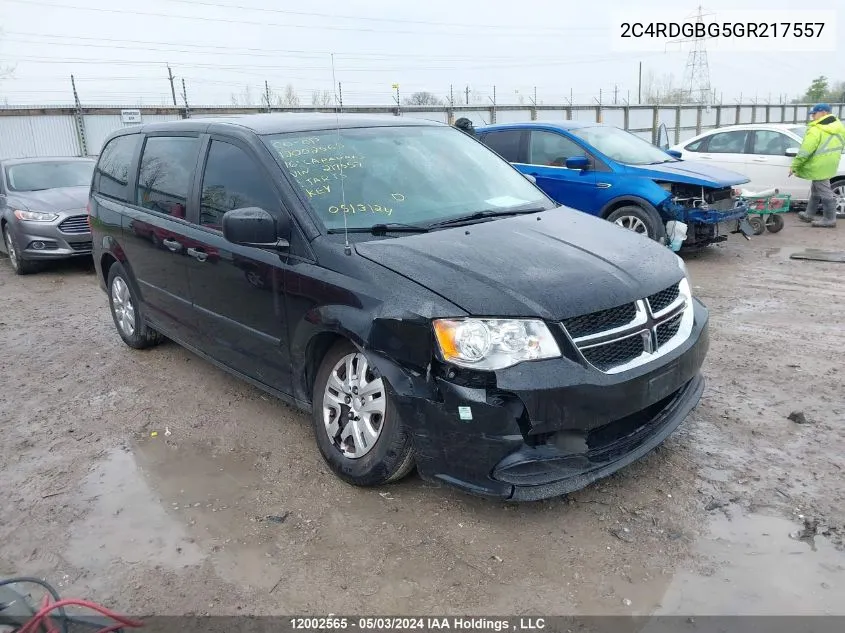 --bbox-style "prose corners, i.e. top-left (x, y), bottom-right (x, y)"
top-left (705, 130), bottom-right (748, 154)
top-left (94, 134), bottom-right (139, 202)
top-left (136, 136), bottom-right (200, 219)
top-left (529, 131), bottom-right (586, 167)
top-left (482, 130), bottom-right (522, 162)
top-left (751, 130), bottom-right (792, 156)
top-left (684, 137), bottom-right (706, 152)
top-left (199, 140), bottom-right (279, 230)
